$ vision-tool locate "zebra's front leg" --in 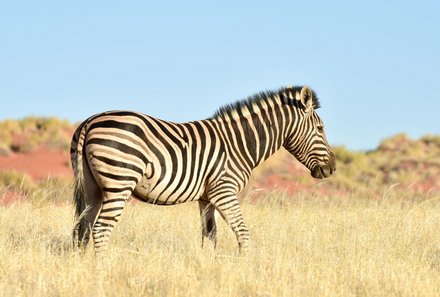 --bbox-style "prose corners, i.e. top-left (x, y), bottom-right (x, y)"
top-left (92, 192), bottom-right (130, 254)
top-left (198, 200), bottom-right (218, 249)
top-left (211, 195), bottom-right (250, 255)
